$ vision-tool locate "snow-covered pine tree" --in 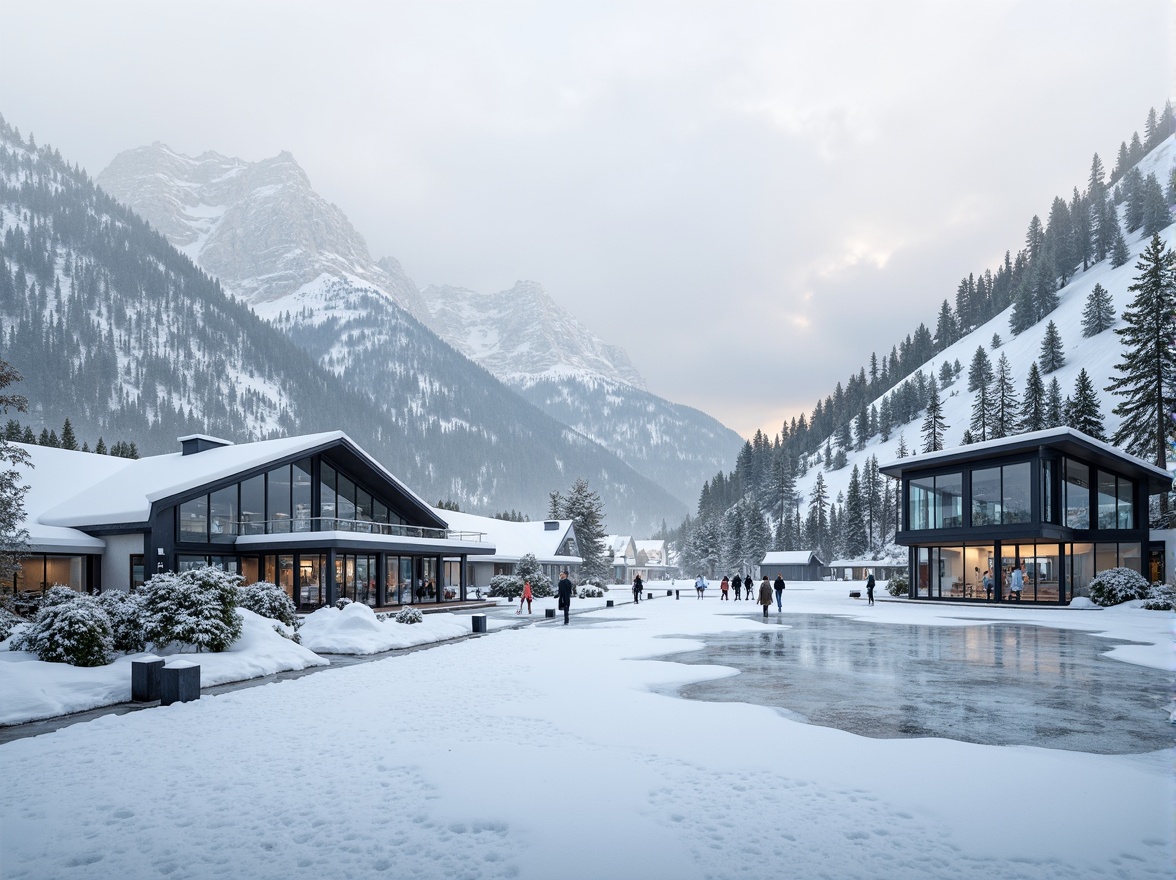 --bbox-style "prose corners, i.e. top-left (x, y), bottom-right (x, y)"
top-left (1064, 368), bottom-right (1106, 440)
top-left (1038, 320), bottom-right (1066, 373)
top-left (60, 418), bottom-right (78, 451)
top-left (863, 455), bottom-right (881, 553)
top-left (807, 472), bottom-right (829, 555)
top-left (991, 332), bottom-right (1002, 350)
top-left (1019, 362), bottom-right (1047, 433)
top-left (843, 465), bottom-right (868, 558)
top-left (967, 345), bottom-right (993, 392)
top-left (1109, 218), bottom-right (1130, 268)
top-left (1106, 233), bottom-right (1176, 524)
top-left (1141, 172), bottom-right (1171, 236)
top-left (920, 377), bottom-right (947, 453)
top-left (744, 502), bottom-right (771, 574)
top-left (0, 360), bottom-right (30, 584)
top-left (969, 369), bottom-right (994, 443)
top-left (1045, 377), bottom-right (1064, 428)
top-left (1081, 283), bottom-right (1116, 336)
top-left (990, 355), bottom-right (1019, 439)
top-left (560, 478), bottom-right (609, 582)
top-left (938, 360), bottom-right (954, 388)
